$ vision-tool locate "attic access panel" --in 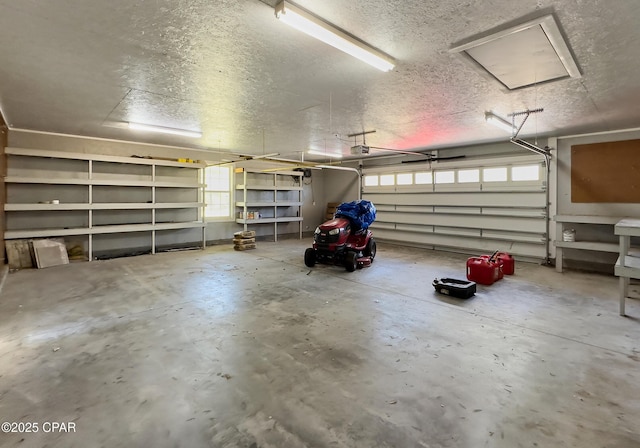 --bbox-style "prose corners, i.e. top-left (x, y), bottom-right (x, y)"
top-left (450, 15), bottom-right (580, 90)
